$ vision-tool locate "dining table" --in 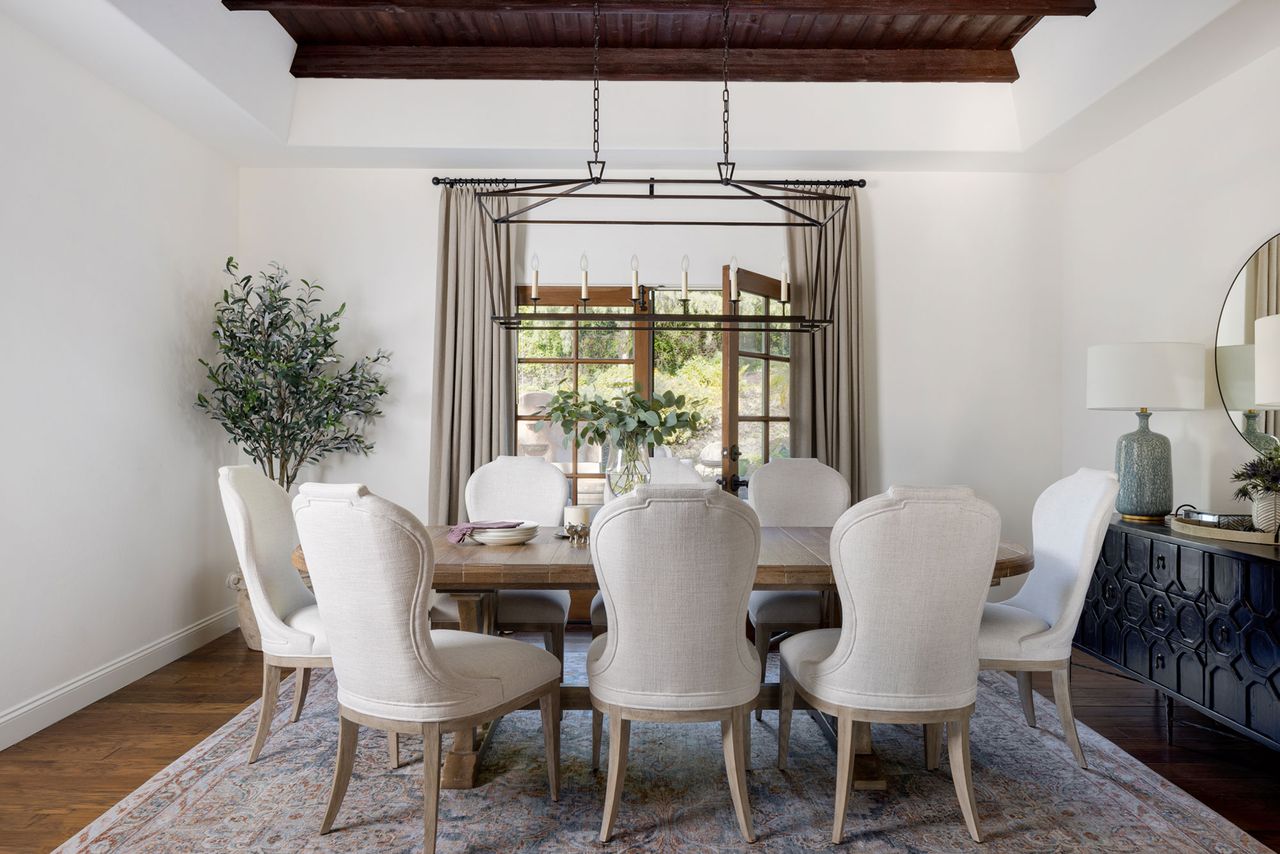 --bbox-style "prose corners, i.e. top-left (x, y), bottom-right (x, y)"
top-left (293, 526), bottom-right (1033, 791)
